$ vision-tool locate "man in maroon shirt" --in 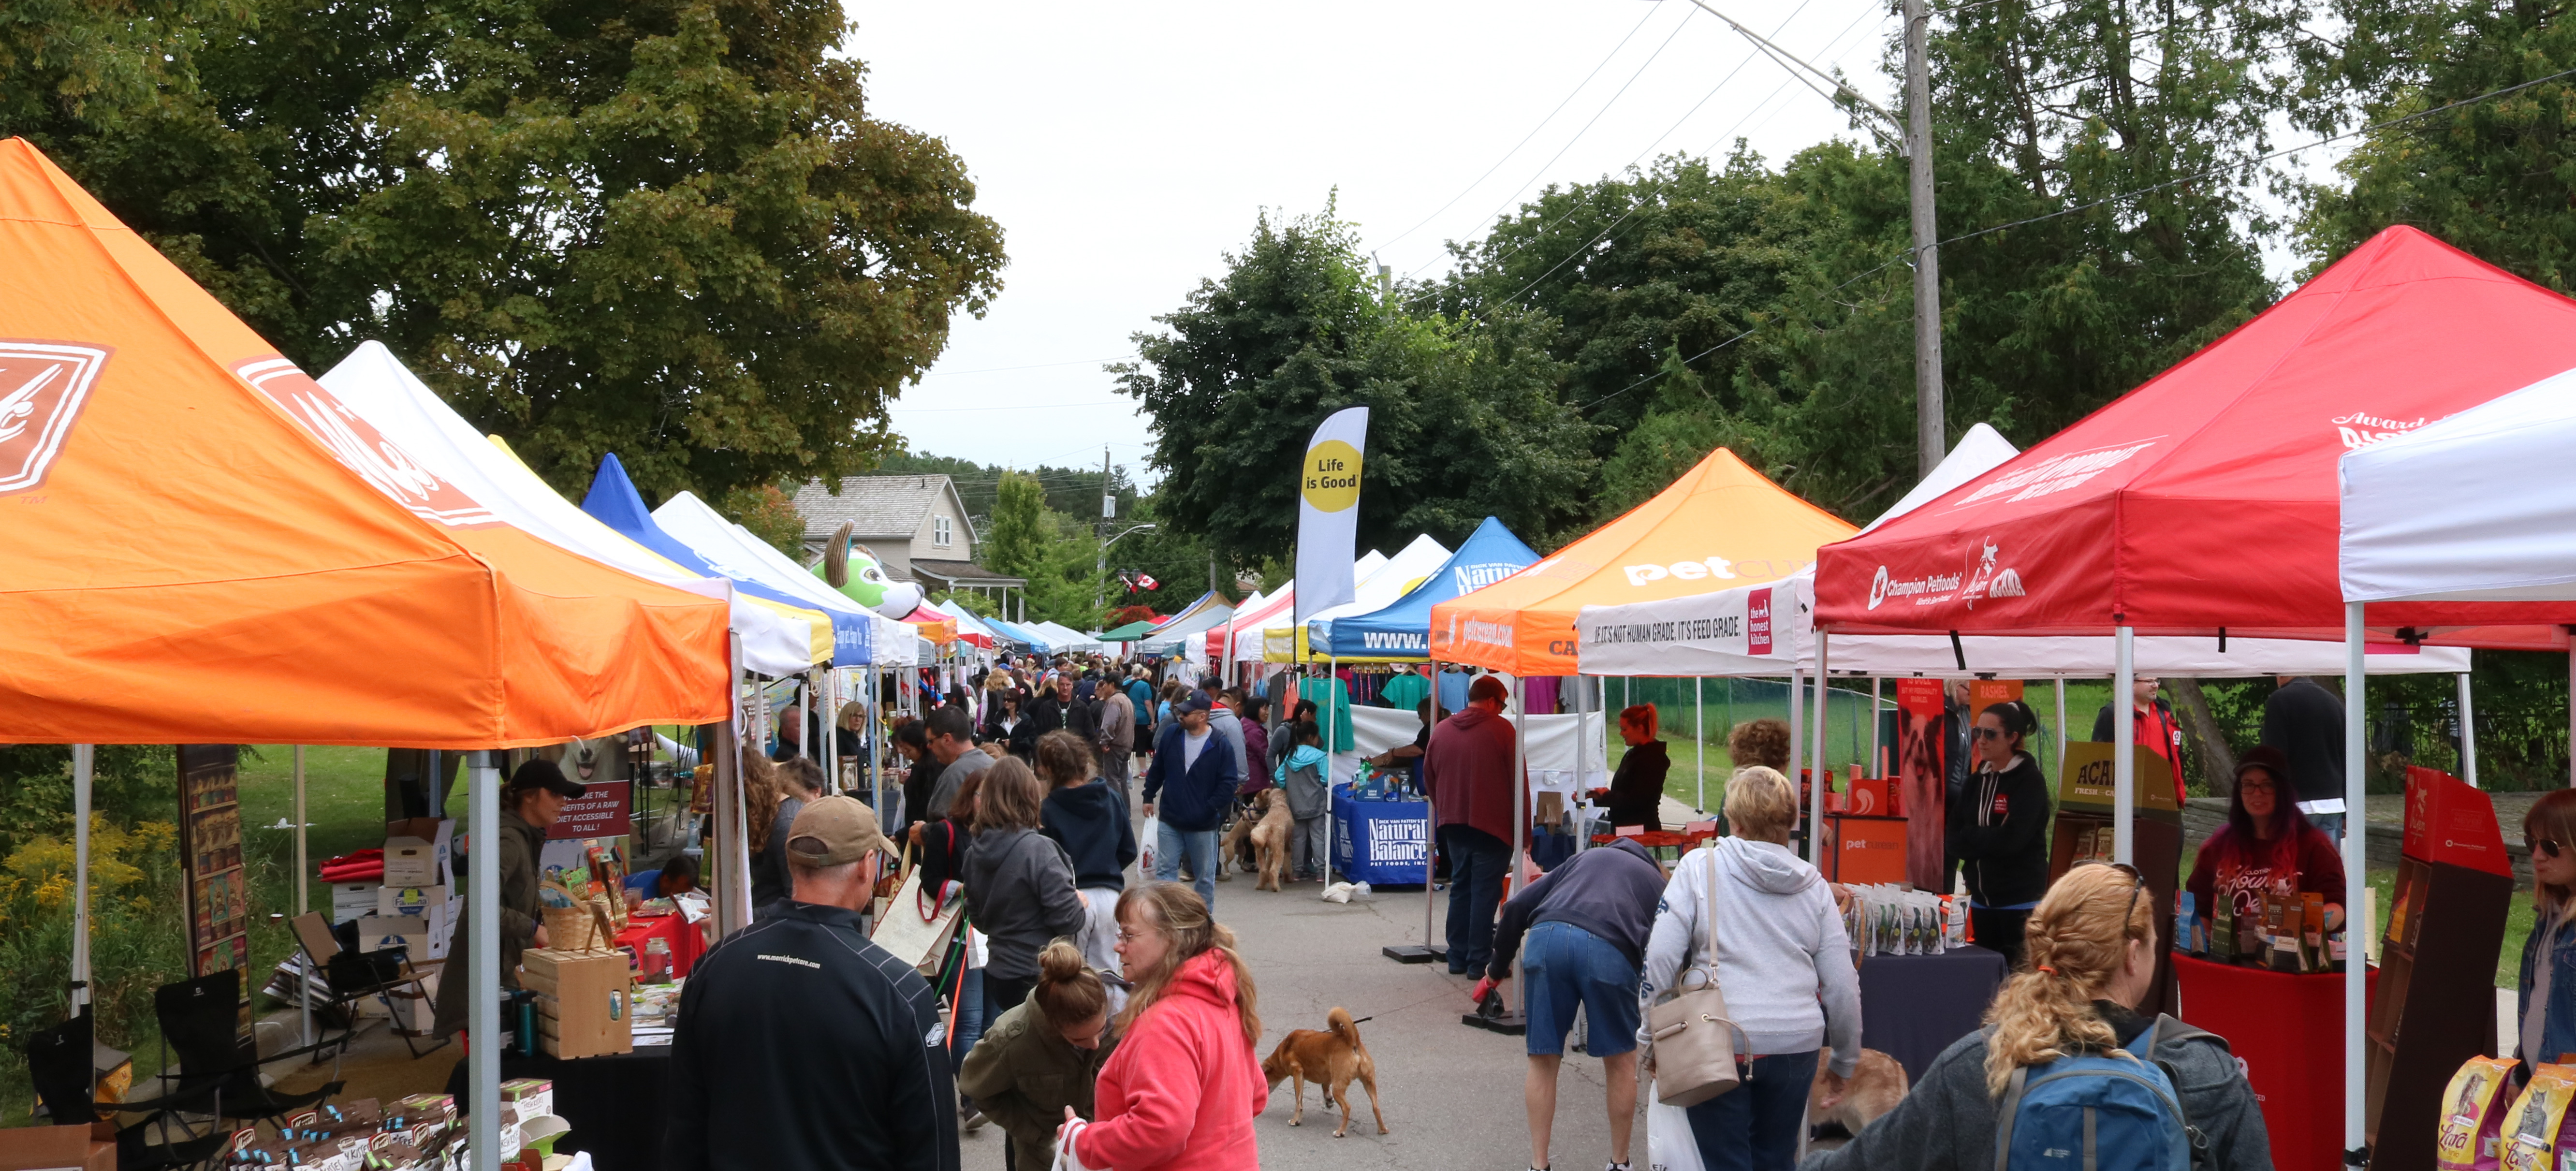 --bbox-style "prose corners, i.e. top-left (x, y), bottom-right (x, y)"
top-left (1424, 674), bottom-right (1526, 975)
